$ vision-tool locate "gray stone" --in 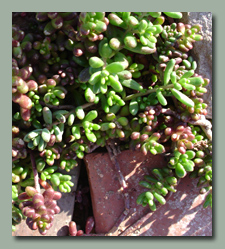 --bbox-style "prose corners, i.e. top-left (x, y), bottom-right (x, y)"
top-left (181, 12), bottom-right (212, 119)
